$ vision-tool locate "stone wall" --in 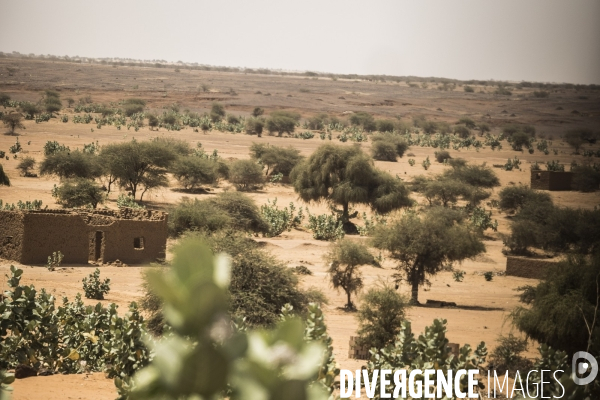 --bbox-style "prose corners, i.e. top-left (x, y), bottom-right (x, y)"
top-left (1, 208), bottom-right (167, 265)
top-left (505, 256), bottom-right (558, 279)
top-left (530, 171), bottom-right (574, 191)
